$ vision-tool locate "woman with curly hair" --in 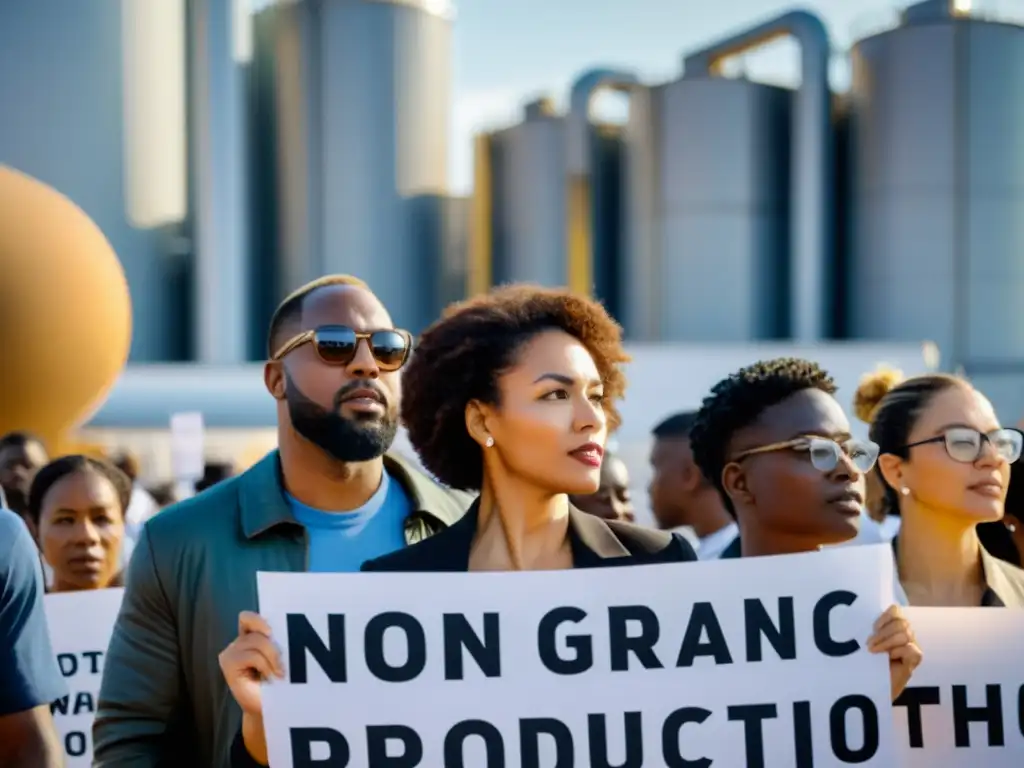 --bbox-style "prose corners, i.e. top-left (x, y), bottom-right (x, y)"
top-left (361, 283), bottom-right (695, 571)
top-left (222, 284), bottom-right (697, 767)
top-left (853, 368), bottom-right (1024, 607)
